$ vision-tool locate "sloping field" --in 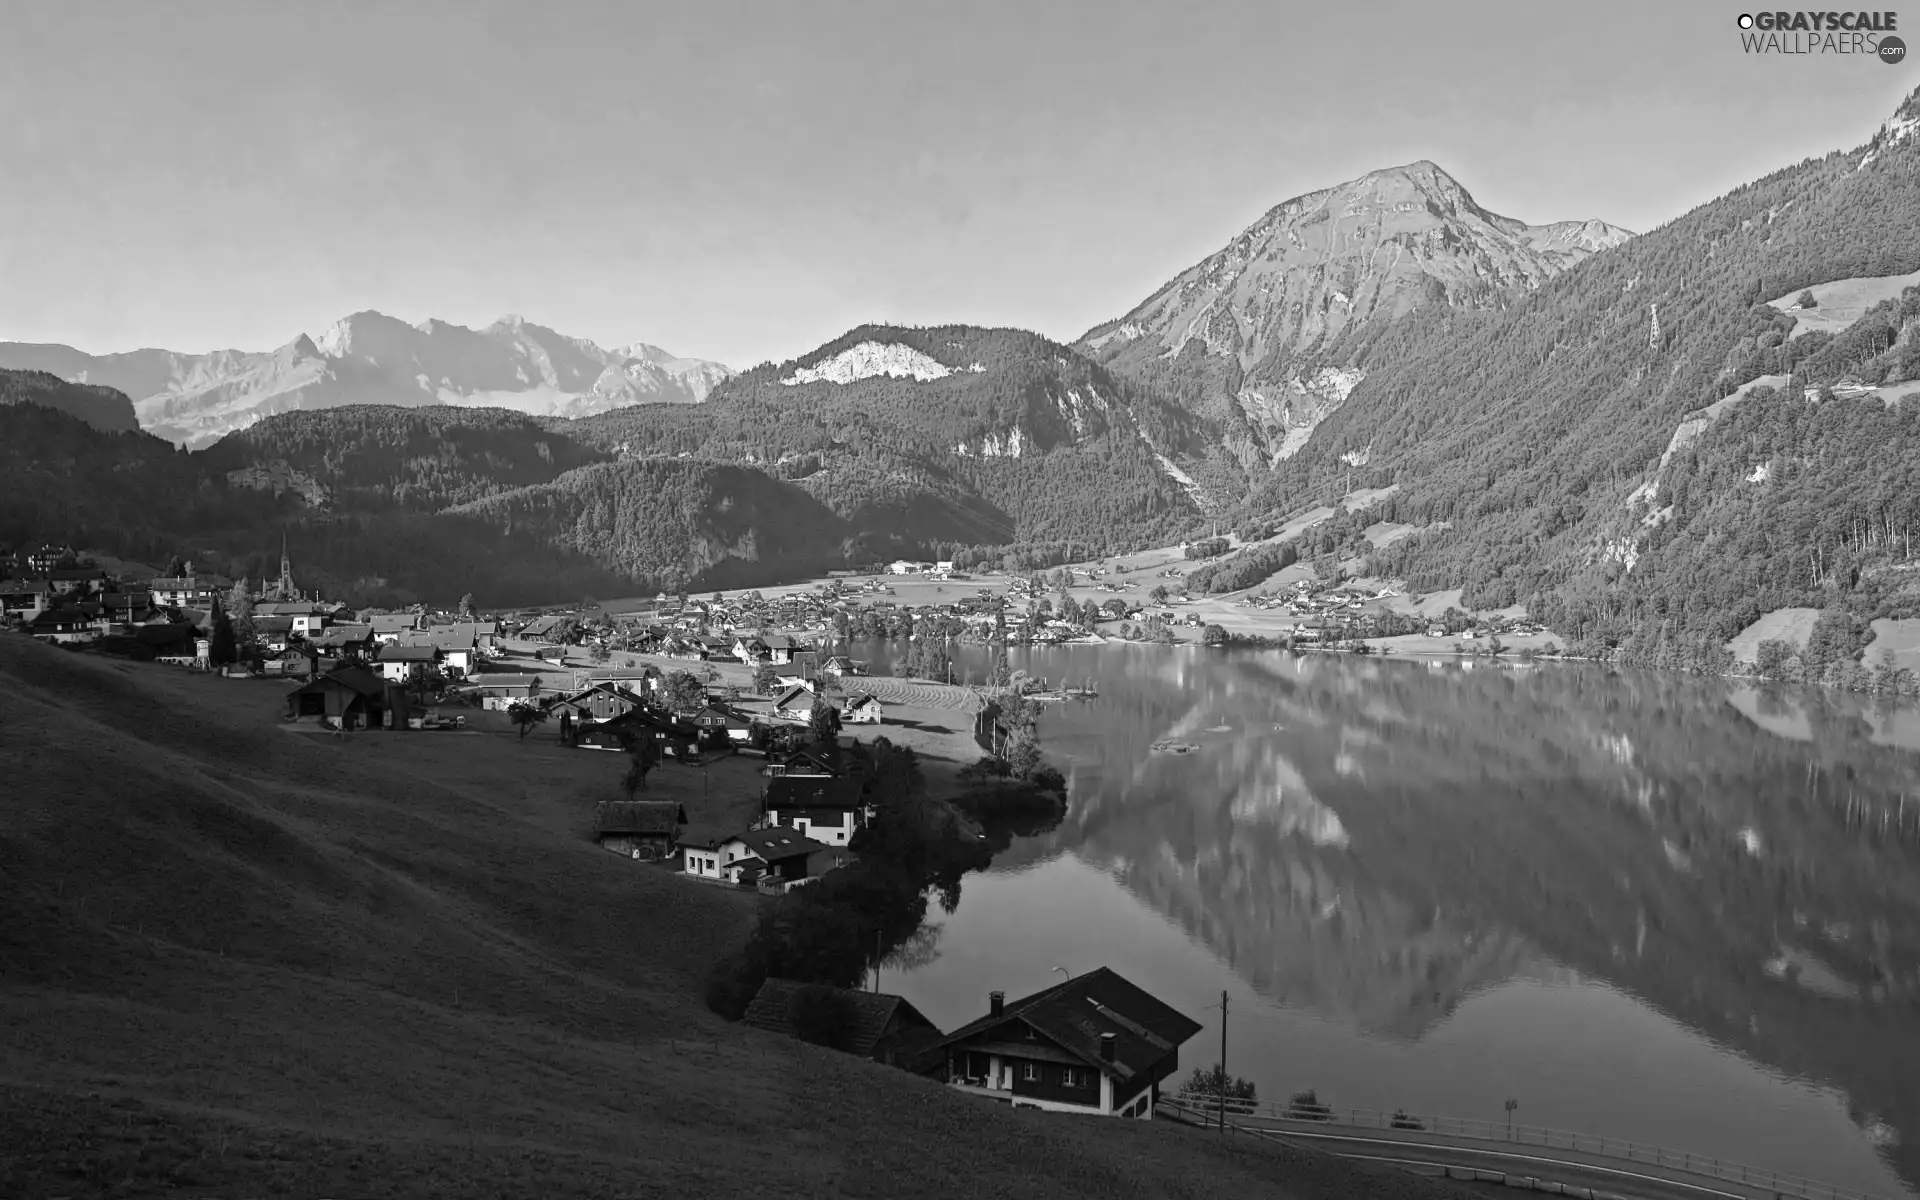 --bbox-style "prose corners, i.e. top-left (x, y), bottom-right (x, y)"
top-left (1768, 269), bottom-right (1920, 339)
top-left (0, 638), bottom-right (1467, 1200)
top-left (837, 675), bottom-right (985, 713)
top-left (1725, 608), bottom-right (1822, 666)
top-left (1863, 617), bottom-right (1920, 675)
